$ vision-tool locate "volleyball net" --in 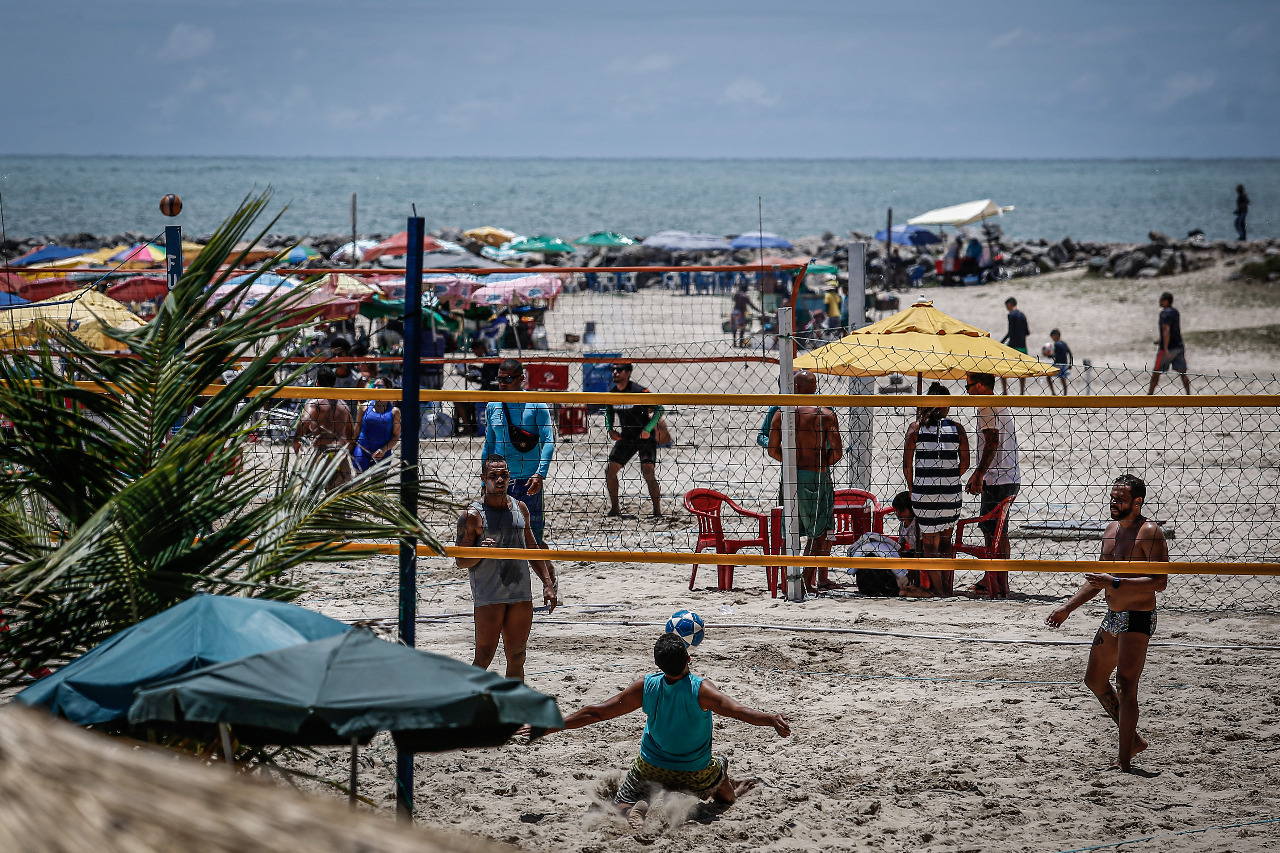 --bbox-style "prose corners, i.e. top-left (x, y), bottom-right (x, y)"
top-left (242, 363), bottom-right (1280, 612)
